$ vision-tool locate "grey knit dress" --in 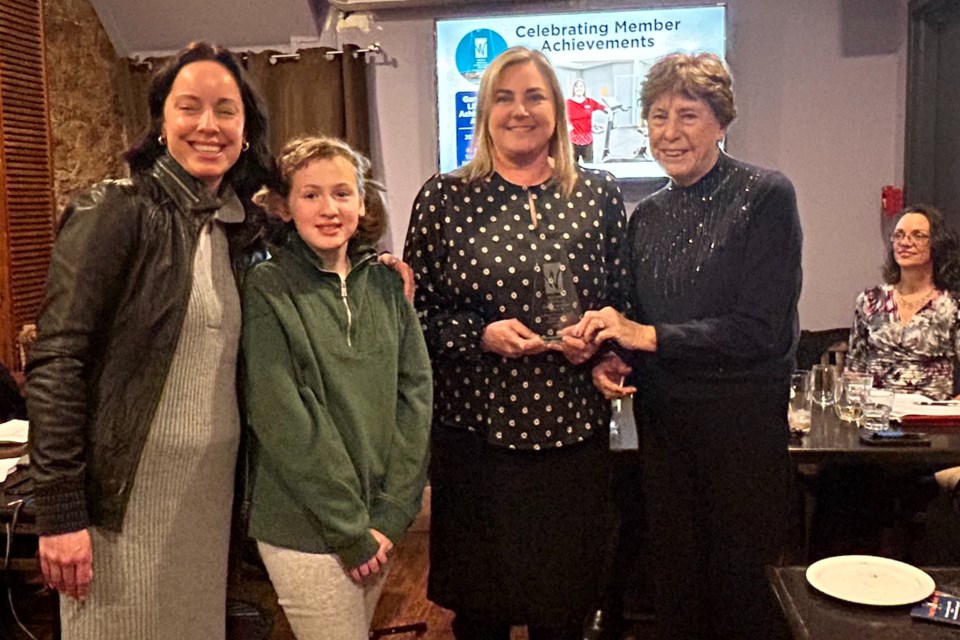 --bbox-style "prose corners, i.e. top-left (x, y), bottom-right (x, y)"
top-left (60, 214), bottom-right (242, 639)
